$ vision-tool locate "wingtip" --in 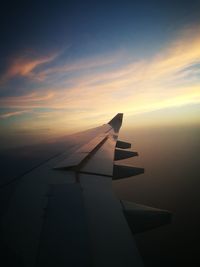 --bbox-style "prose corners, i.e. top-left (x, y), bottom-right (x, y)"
top-left (108, 113), bottom-right (123, 130)
top-left (108, 112), bottom-right (123, 122)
